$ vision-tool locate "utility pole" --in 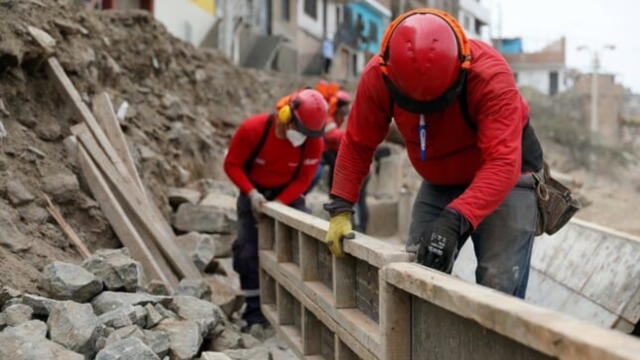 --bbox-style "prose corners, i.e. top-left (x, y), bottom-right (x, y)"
top-left (578, 44), bottom-right (615, 181)
top-left (223, 0), bottom-right (234, 62)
